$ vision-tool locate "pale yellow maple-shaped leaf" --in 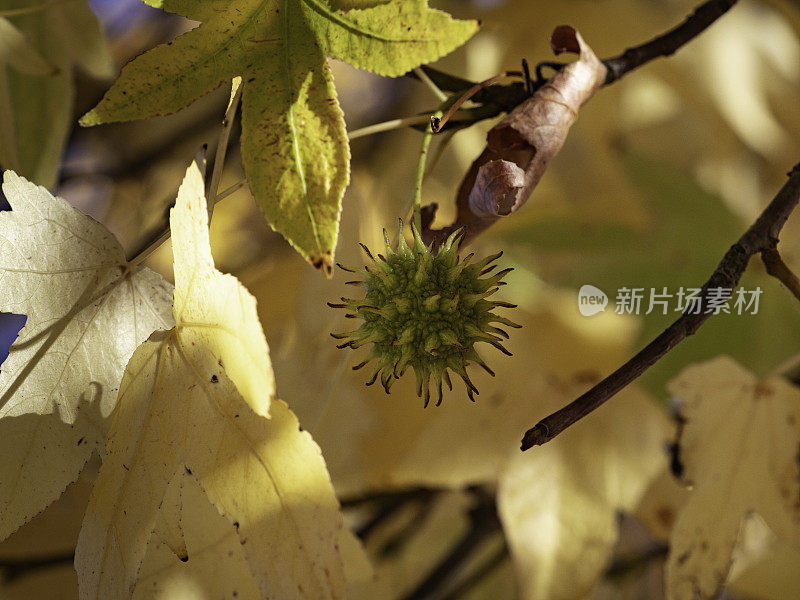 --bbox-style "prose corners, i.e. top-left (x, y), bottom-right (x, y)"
top-left (665, 356), bottom-right (800, 600)
top-left (134, 473), bottom-right (264, 600)
top-left (136, 472), bottom-right (369, 599)
top-left (728, 516), bottom-right (800, 600)
top-left (0, 170), bottom-right (173, 541)
top-left (75, 162), bottom-right (346, 600)
top-left (497, 386), bottom-right (671, 600)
